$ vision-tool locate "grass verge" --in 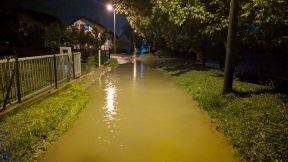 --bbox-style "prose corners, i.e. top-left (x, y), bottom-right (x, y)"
top-left (140, 54), bottom-right (288, 161)
top-left (0, 83), bottom-right (90, 162)
top-left (108, 58), bottom-right (119, 69)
